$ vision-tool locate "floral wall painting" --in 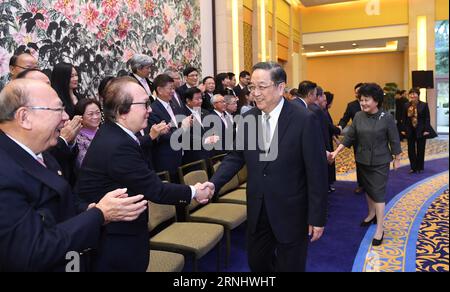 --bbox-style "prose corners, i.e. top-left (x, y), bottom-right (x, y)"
top-left (0, 0), bottom-right (202, 98)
